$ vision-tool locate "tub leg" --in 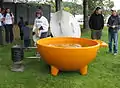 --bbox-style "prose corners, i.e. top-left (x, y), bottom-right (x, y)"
top-left (51, 66), bottom-right (59, 76)
top-left (80, 65), bottom-right (88, 75)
